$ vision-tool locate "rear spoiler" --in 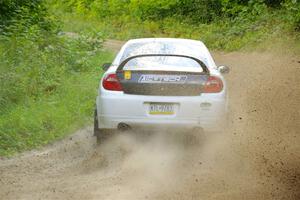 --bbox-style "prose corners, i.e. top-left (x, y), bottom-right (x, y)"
top-left (117, 54), bottom-right (210, 74)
